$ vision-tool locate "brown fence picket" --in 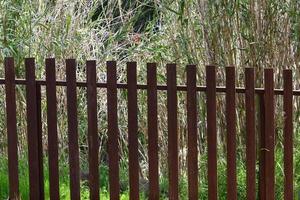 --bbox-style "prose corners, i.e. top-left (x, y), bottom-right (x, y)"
top-left (226, 66), bottom-right (237, 200)
top-left (167, 63), bottom-right (179, 200)
top-left (206, 65), bottom-right (217, 200)
top-left (107, 61), bottom-right (120, 200)
top-left (86, 60), bottom-right (100, 200)
top-left (36, 83), bottom-right (45, 200)
top-left (127, 62), bottom-right (139, 200)
top-left (187, 65), bottom-right (198, 200)
top-left (25, 58), bottom-right (40, 200)
top-left (66, 59), bottom-right (81, 200)
top-left (245, 68), bottom-right (256, 200)
top-left (4, 57), bottom-right (19, 199)
top-left (46, 58), bottom-right (60, 200)
top-left (264, 68), bottom-right (275, 200)
top-left (259, 93), bottom-right (266, 200)
top-left (283, 69), bottom-right (293, 200)
top-left (147, 63), bottom-right (159, 200)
